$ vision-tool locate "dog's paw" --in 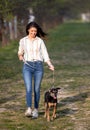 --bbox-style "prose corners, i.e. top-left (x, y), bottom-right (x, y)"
top-left (47, 117), bottom-right (50, 122)
top-left (44, 114), bottom-right (46, 118)
top-left (51, 114), bottom-right (57, 121)
top-left (47, 119), bottom-right (50, 122)
top-left (51, 117), bottom-right (54, 121)
top-left (54, 114), bottom-right (57, 118)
